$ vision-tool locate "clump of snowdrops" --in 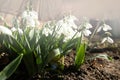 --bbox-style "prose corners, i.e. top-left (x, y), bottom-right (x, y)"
top-left (0, 9), bottom-right (114, 79)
